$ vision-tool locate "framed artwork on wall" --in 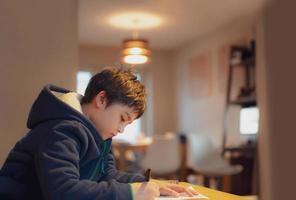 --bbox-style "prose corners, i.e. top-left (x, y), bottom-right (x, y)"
top-left (188, 52), bottom-right (212, 99)
top-left (217, 44), bottom-right (230, 94)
